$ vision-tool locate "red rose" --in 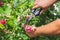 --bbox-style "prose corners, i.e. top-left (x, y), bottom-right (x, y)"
top-left (0, 19), bottom-right (6, 25)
